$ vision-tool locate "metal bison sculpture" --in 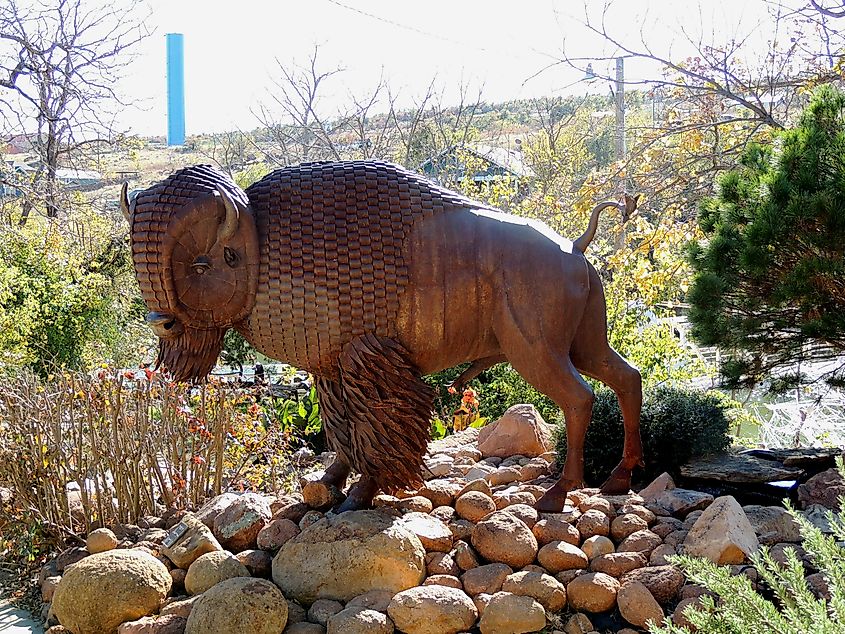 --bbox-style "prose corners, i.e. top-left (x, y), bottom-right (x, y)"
top-left (123, 161), bottom-right (642, 512)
